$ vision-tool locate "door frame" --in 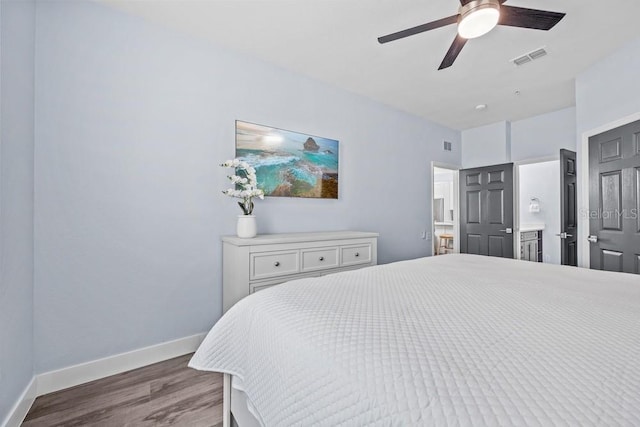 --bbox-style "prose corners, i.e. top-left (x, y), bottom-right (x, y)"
top-left (579, 111), bottom-right (640, 268)
top-left (431, 162), bottom-right (461, 255)
top-left (514, 156), bottom-right (559, 261)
